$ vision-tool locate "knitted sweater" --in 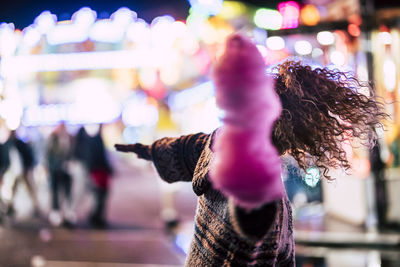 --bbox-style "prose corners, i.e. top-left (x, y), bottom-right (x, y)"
top-left (150, 132), bottom-right (295, 267)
